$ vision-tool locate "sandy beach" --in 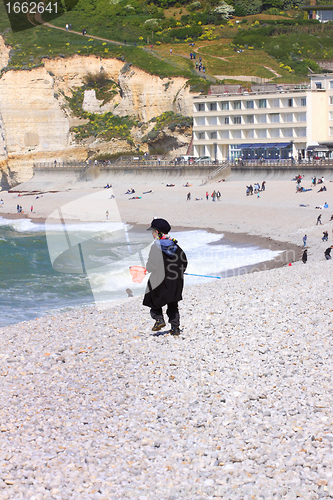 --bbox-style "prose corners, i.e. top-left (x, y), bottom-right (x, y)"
top-left (0, 171), bottom-right (333, 499)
